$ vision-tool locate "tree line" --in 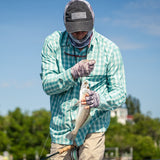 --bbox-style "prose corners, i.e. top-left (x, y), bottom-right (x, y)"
top-left (0, 95), bottom-right (160, 160)
top-left (0, 108), bottom-right (51, 159)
